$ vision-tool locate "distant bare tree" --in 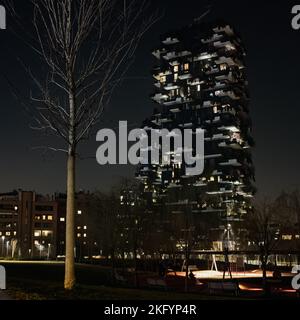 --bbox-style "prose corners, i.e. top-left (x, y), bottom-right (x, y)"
top-left (8, 0), bottom-right (157, 289)
top-left (275, 190), bottom-right (300, 263)
top-left (246, 200), bottom-right (280, 293)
